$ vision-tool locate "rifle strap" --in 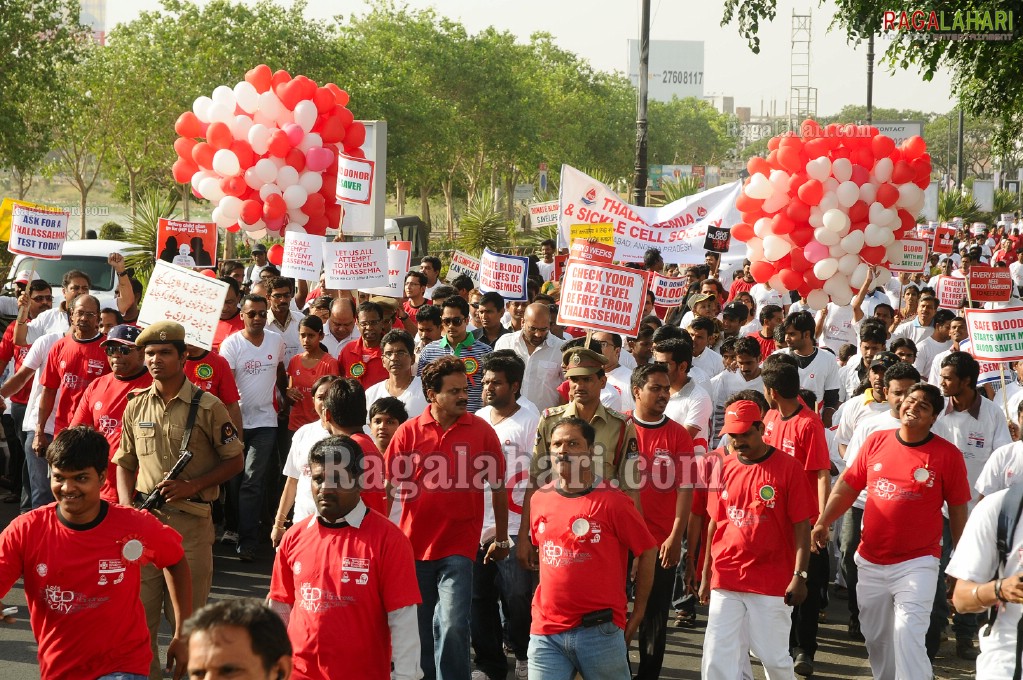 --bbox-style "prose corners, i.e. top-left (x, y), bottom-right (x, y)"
top-left (180, 387), bottom-right (205, 456)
